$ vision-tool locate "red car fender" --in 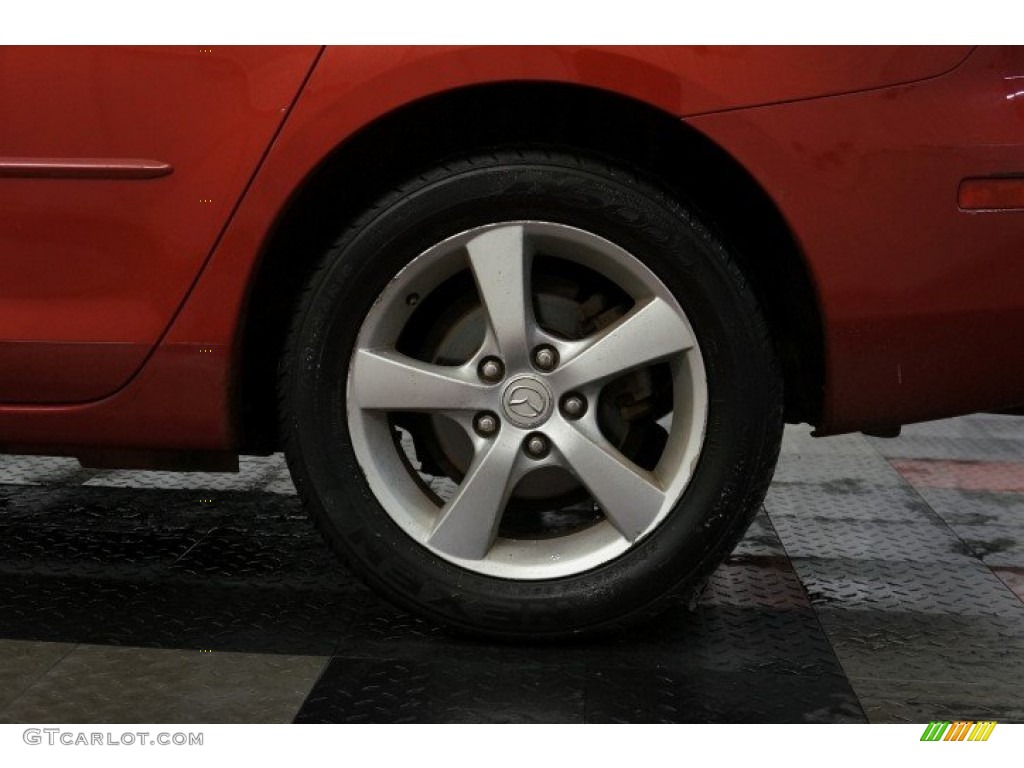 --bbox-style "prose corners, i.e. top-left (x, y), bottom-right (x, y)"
top-left (0, 45), bottom-right (996, 454)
